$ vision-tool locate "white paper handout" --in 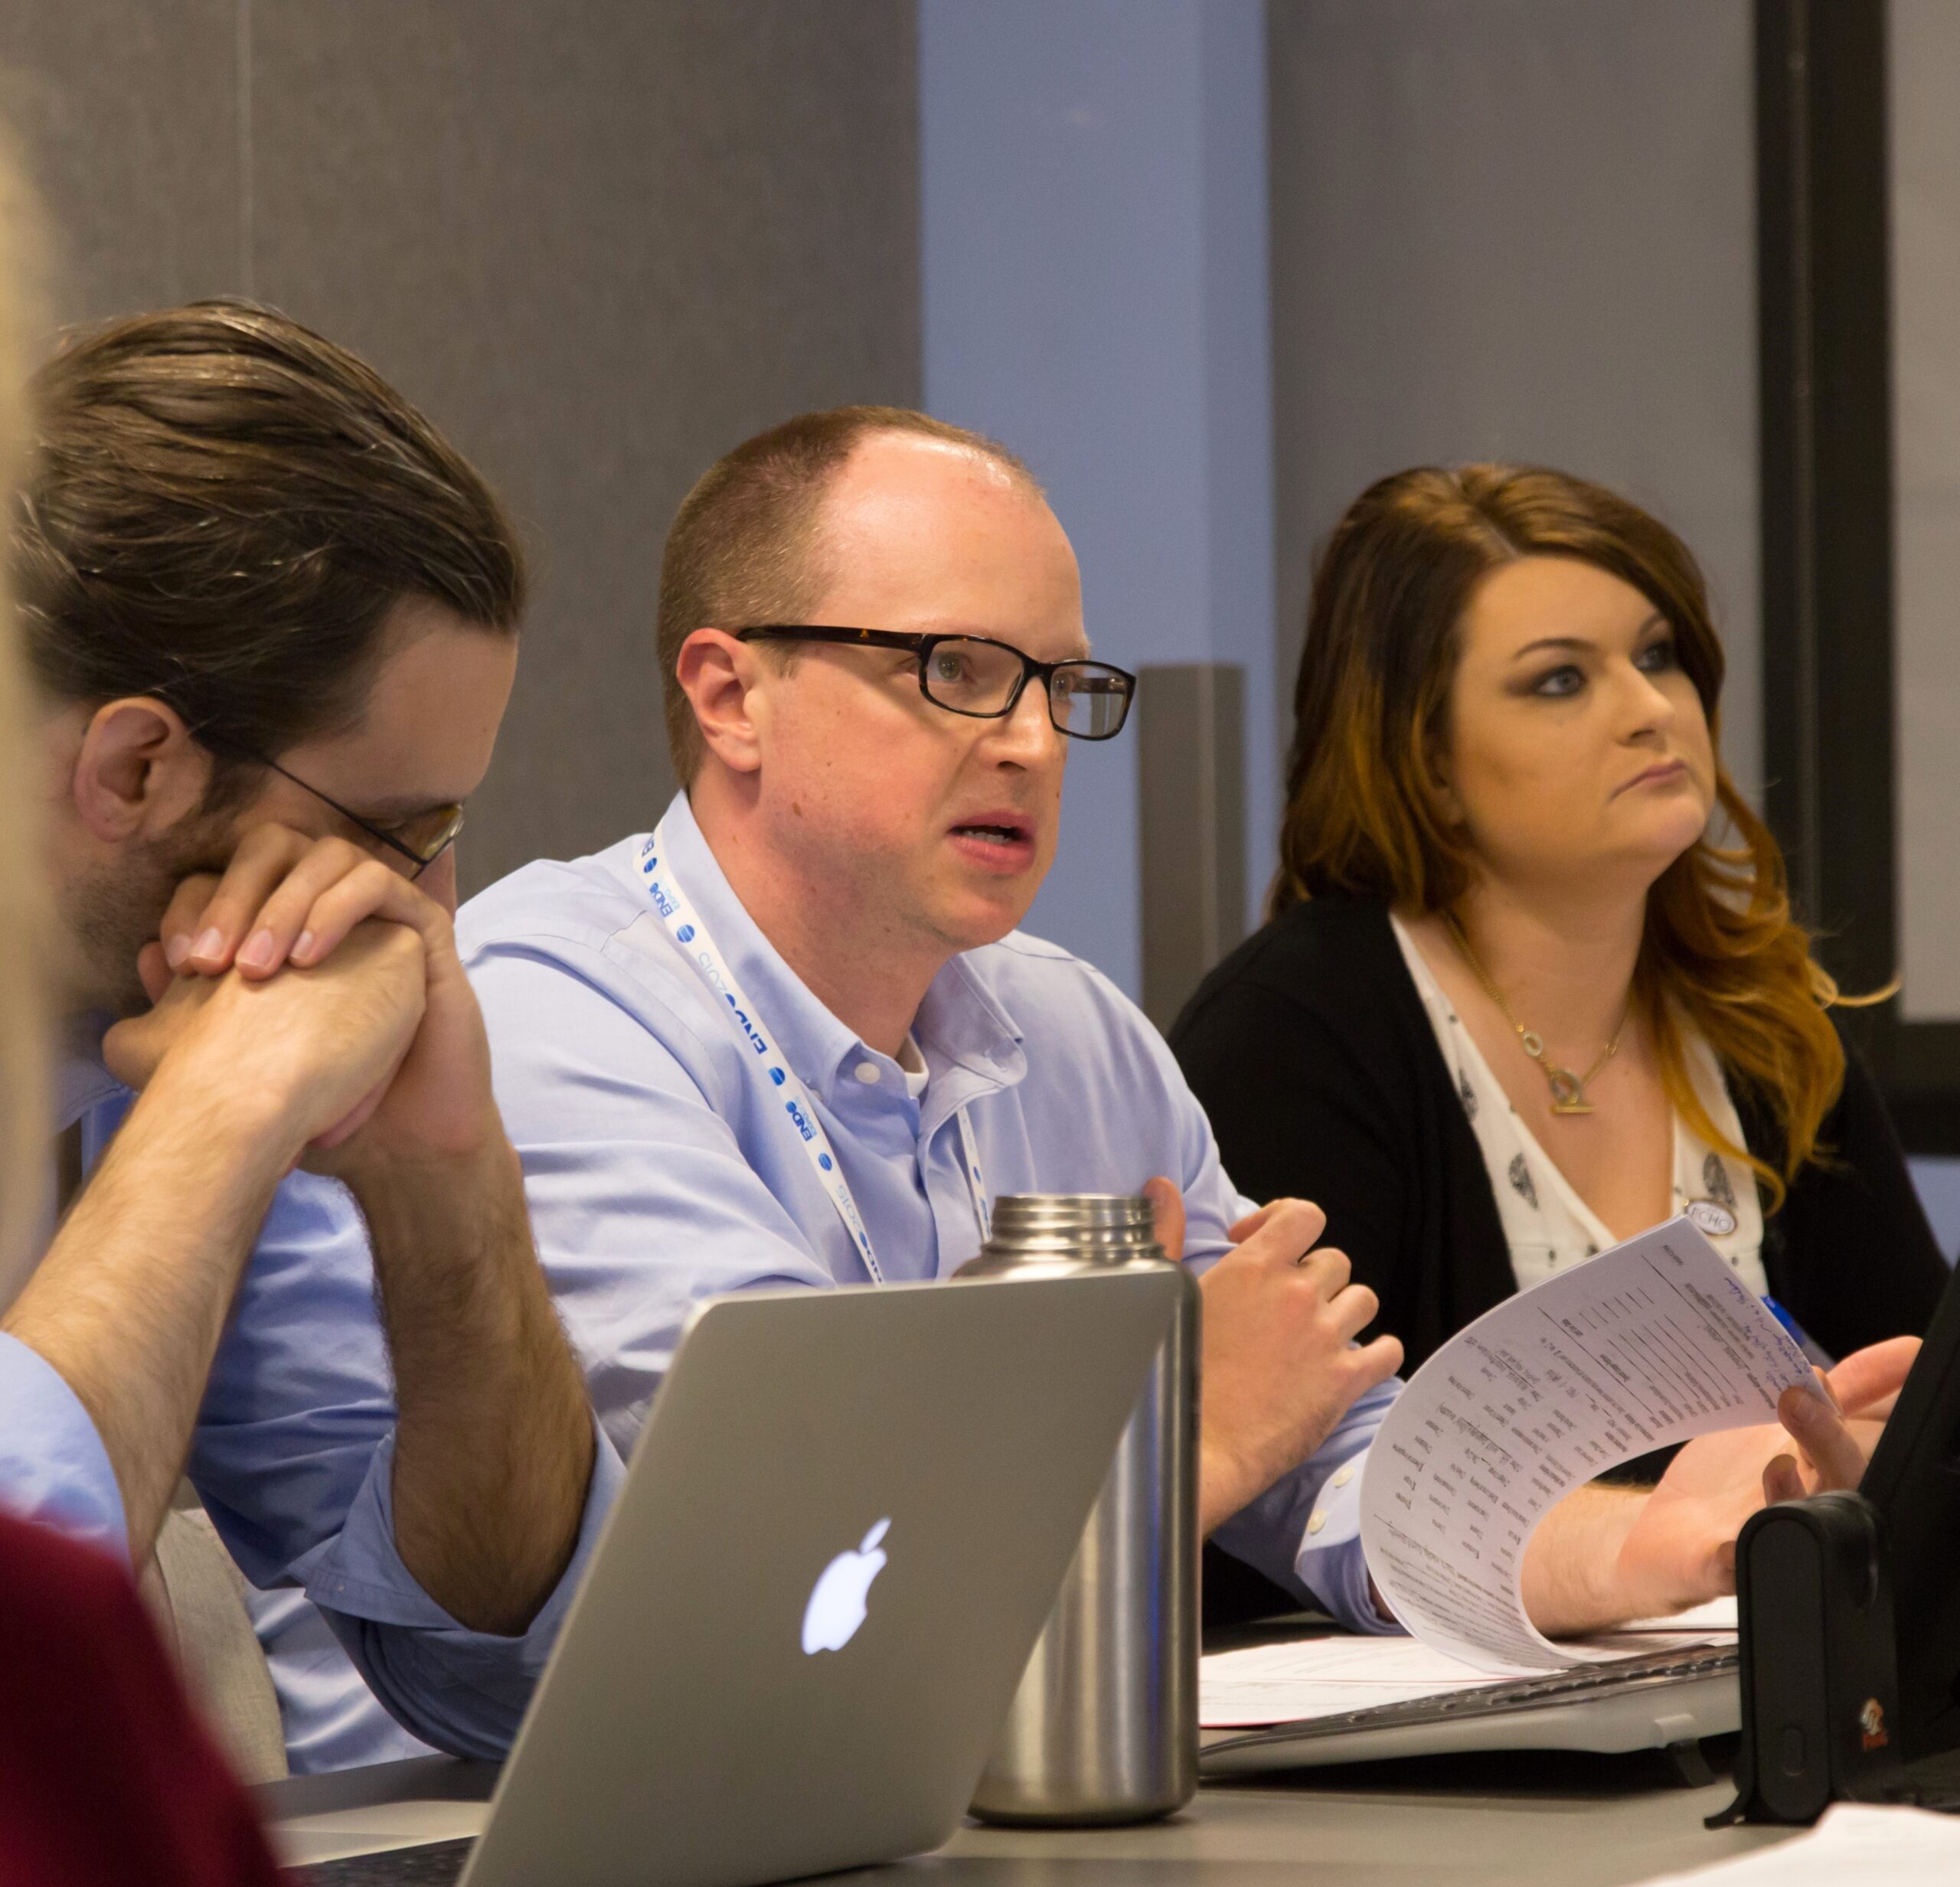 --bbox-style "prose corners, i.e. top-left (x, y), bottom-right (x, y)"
top-left (1638, 1804), bottom-right (1960, 1885)
top-left (1358, 1216), bottom-right (1817, 1673)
